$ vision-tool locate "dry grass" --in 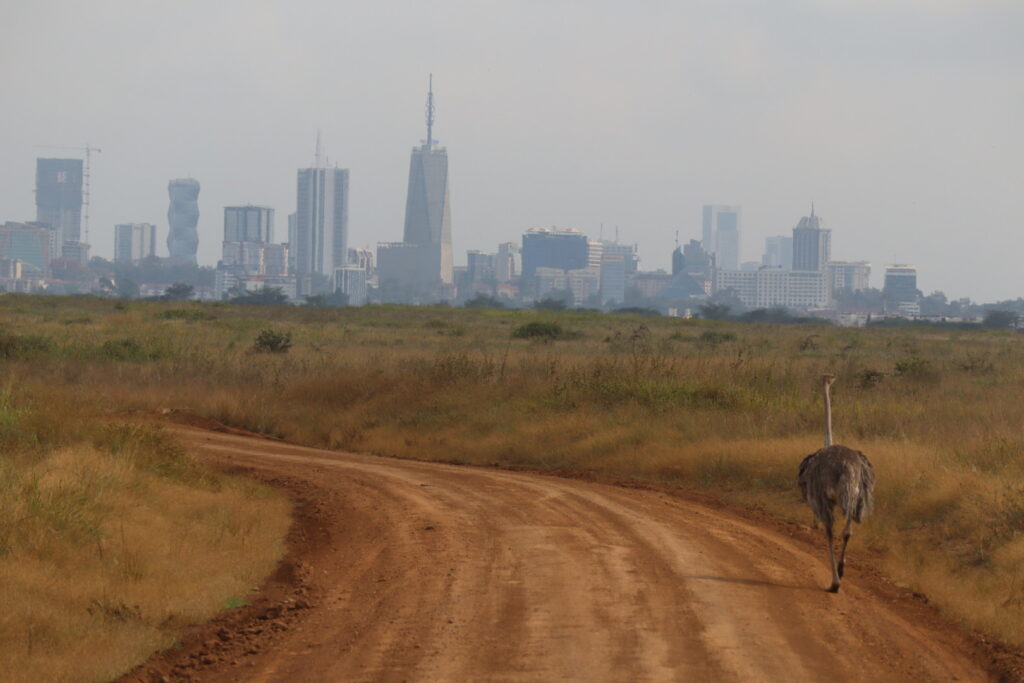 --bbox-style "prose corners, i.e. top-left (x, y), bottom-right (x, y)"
top-left (0, 385), bottom-right (290, 682)
top-left (3, 295), bottom-right (1024, 648)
